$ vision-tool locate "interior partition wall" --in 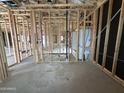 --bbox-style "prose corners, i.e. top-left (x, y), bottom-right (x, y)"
top-left (94, 0), bottom-right (124, 85)
top-left (0, 29), bottom-right (8, 82)
top-left (98, 0), bottom-right (109, 65)
top-left (105, 0), bottom-right (122, 71)
top-left (94, 8), bottom-right (100, 61)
